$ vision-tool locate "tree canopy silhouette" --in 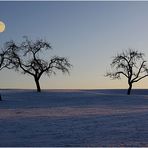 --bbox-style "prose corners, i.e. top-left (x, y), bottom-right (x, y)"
top-left (0, 45), bottom-right (12, 70)
top-left (106, 48), bottom-right (148, 95)
top-left (1, 37), bottom-right (72, 92)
